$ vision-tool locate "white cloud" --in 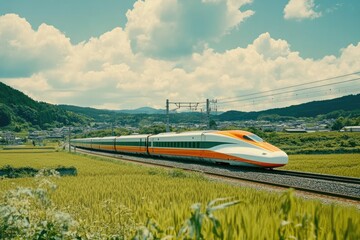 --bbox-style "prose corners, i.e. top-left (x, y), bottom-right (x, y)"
top-left (125, 0), bottom-right (254, 58)
top-left (284, 0), bottom-right (322, 20)
top-left (251, 32), bottom-right (292, 60)
top-left (0, 14), bottom-right (72, 77)
top-left (1, 11), bottom-right (359, 112)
